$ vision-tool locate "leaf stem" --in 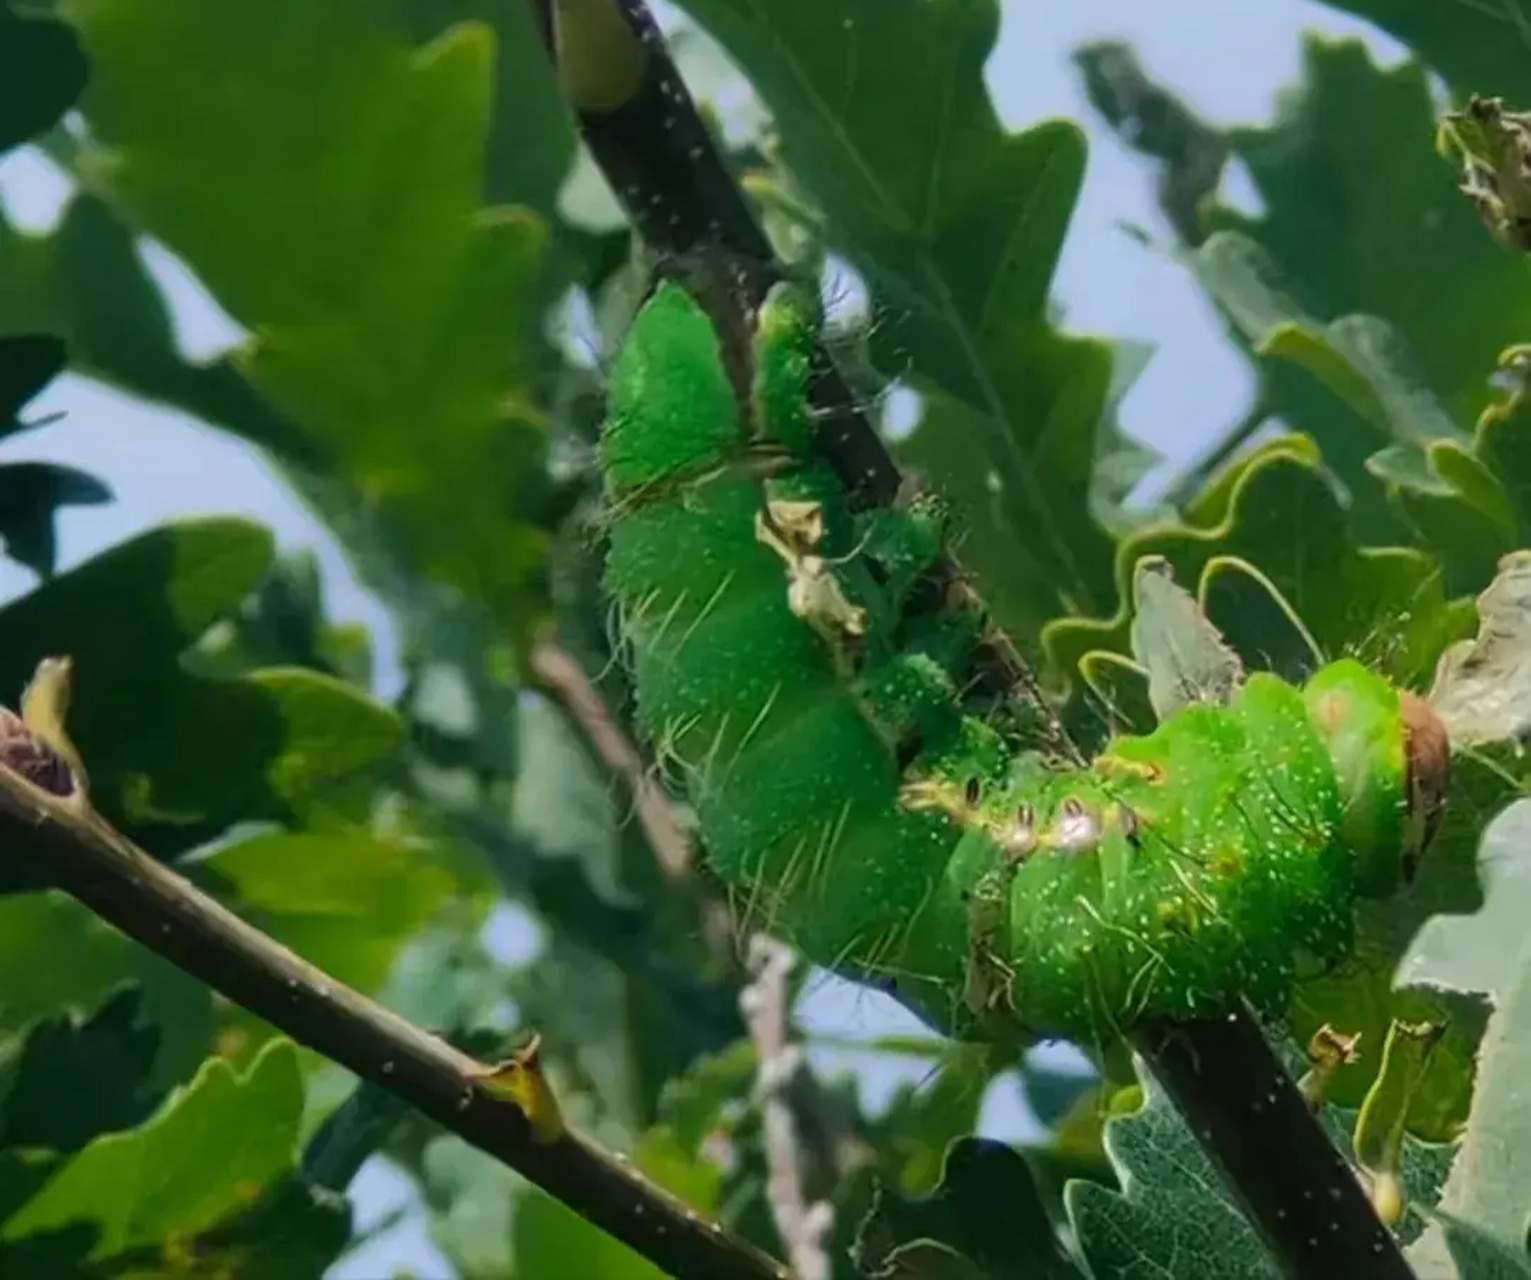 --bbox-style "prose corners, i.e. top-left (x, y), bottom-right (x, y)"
top-left (0, 771), bottom-right (789, 1280)
top-left (1131, 1006), bottom-right (1414, 1280)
